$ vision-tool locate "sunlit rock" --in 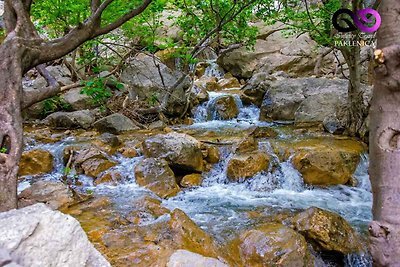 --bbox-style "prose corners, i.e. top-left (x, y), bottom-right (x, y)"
top-left (207, 95), bottom-right (239, 120)
top-left (229, 223), bottom-right (315, 266)
top-left (18, 149), bottom-right (53, 176)
top-left (143, 132), bottom-right (204, 173)
top-left (227, 152), bottom-right (270, 181)
top-left (180, 173), bottom-right (203, 188)
top-left (292, 207), bottom-right (364, 255)
top-left (134, 158), bottom-right (180, 198)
